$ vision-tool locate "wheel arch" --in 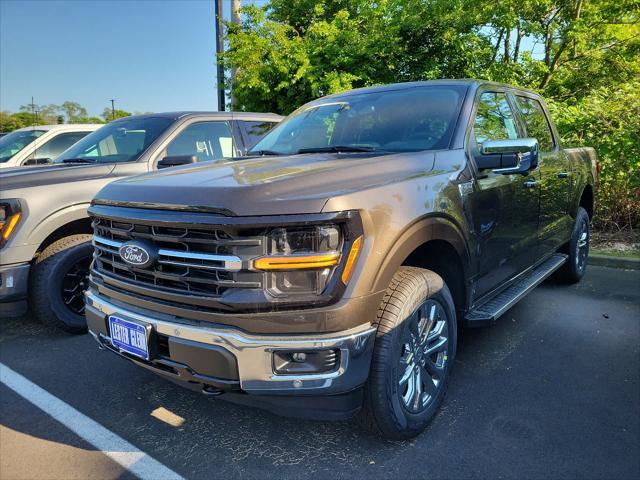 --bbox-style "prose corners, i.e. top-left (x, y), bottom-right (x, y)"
top-left (579, 184), bottom-right (594, 220)
top-left (372, 215), bottom-right (471, 315)
top-left (27, 204), bottom-right (93, 258)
